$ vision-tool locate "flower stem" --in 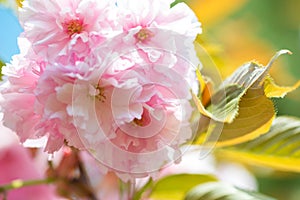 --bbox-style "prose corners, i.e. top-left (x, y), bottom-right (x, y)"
top-left (120, 179), bottom-right (136, 200)
top-left (0, 178), bottom-right (55, 193)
